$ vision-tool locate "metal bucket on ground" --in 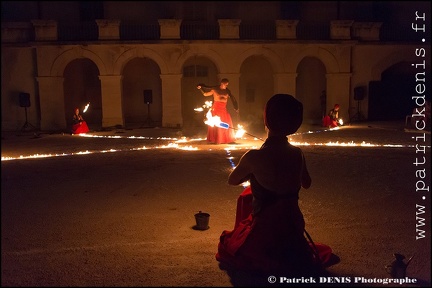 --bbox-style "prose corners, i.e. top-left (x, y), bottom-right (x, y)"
top-left (194, 211), bottom-right (210, 230)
